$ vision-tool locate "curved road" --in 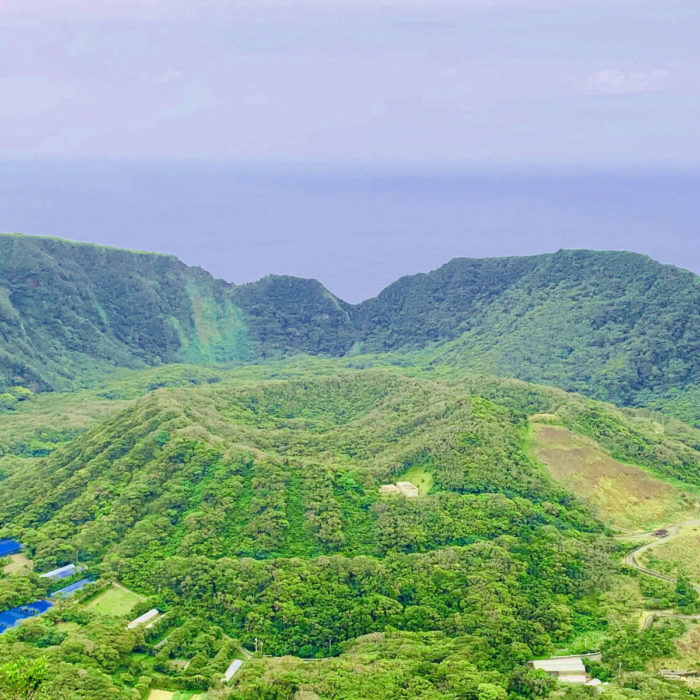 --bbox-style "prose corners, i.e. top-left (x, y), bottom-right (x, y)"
top-left (624, 519), bottom-right (700, 590)
top-left (622, 519), bottom-right (700, 631)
